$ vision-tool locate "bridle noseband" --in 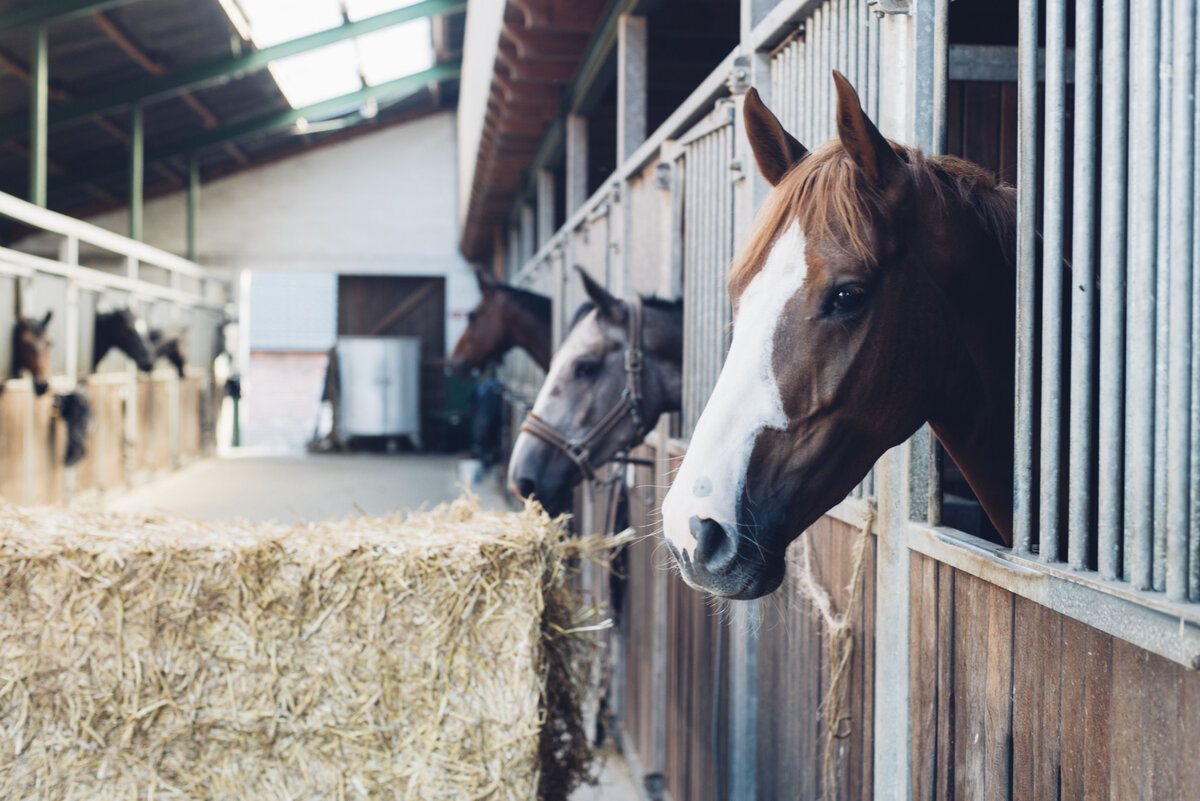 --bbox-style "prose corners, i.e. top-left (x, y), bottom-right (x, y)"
top-left (520, 297), bottom-right (649, 482)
